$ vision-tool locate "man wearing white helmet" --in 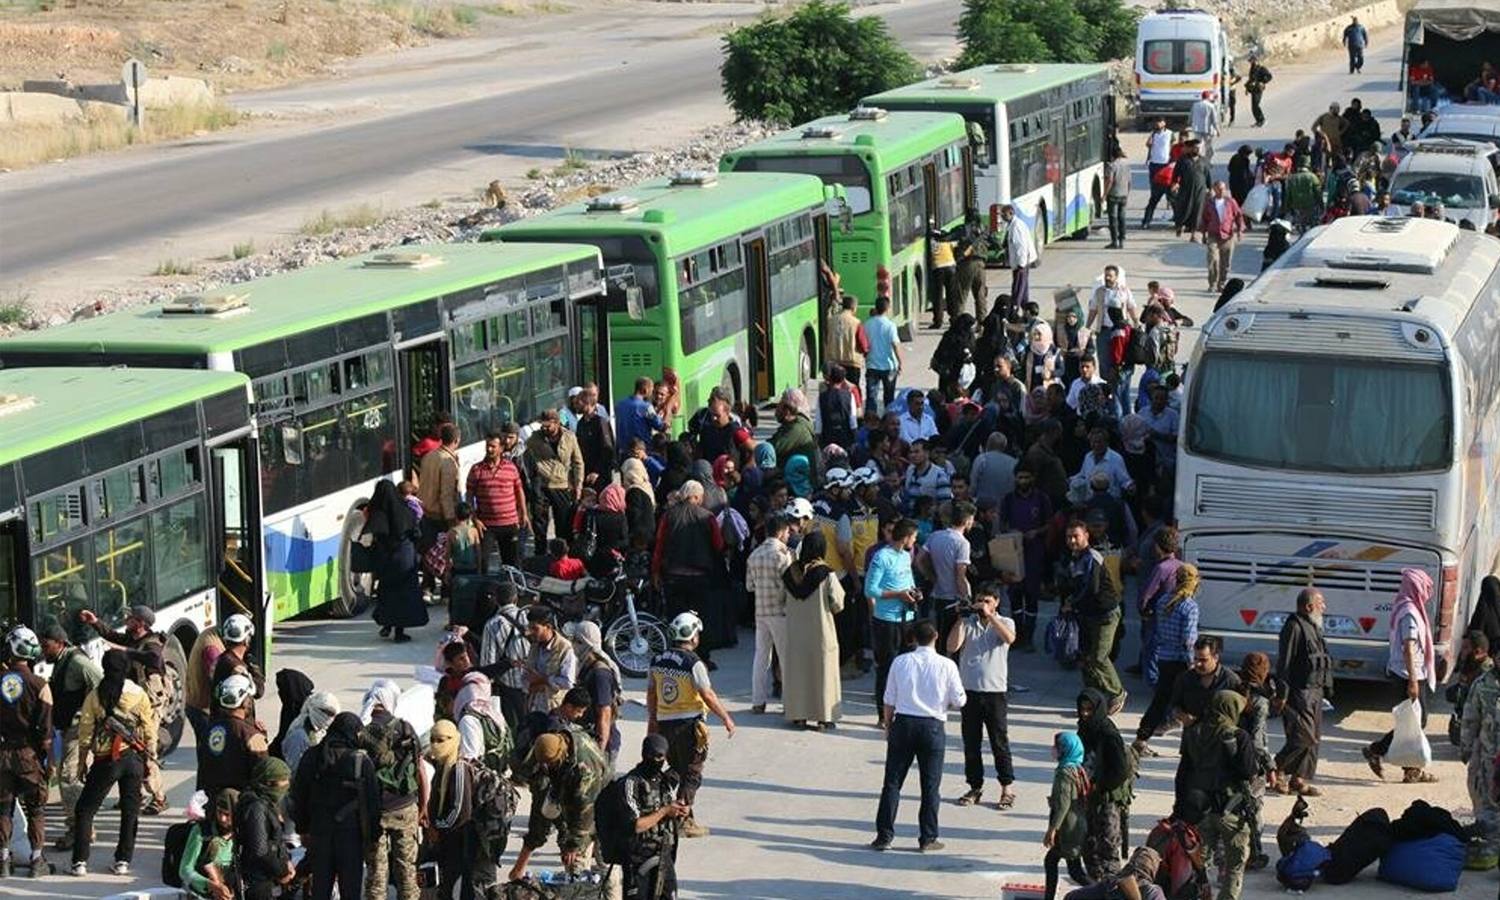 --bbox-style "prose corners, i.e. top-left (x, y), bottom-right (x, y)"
top-left (647, 611), bottom-right (736, 838)
top-left (212, 613), bottom-right (265, 713)
top-left (0, 626), bottom-right (53, 877)
top-left (196, 673), bottom-right (268, 801)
